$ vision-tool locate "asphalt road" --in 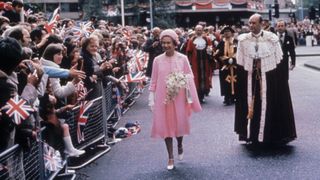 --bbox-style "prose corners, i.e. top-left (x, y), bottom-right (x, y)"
top-left (78, 55), bottom-right (320, 180)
